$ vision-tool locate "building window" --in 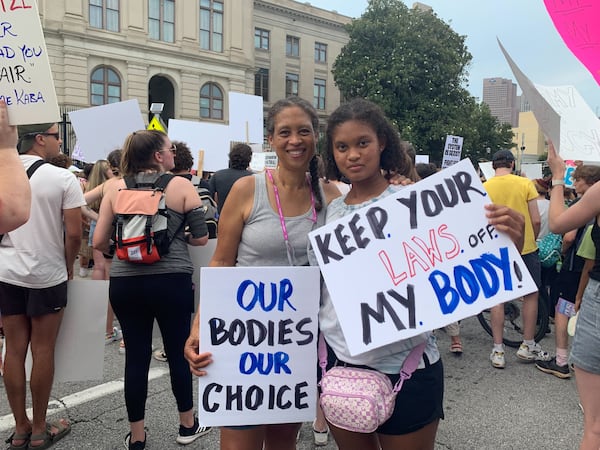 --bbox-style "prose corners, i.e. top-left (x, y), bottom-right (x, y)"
top-left (200, 0), bottom-right (223, 52)
top-left (314, 78), bottom-right (326, 110)
top-left (149, 0), bottom-right (174, 42)
top-left (285, 73), bottom-right (299, 97)
top-left (254, 68), bottom-right (269, 102)
top-left (90, 0), bottom-right (119, 32)
top-left (315, 42), bottom-right (327, 63)
top-left (90, 66), bottom-right (121, 105)
top-left (200, 83), bottom-right (223, 119)
top-left (254, 28), bottom-right (270, 50)
top-left (286, 35), bottom-right (299, 57)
